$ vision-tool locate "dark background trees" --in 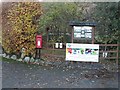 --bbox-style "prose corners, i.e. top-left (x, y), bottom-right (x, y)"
top-left (38, 2), bottom-right (119, 44)
top-left (38, 2), bottom-right (84, 43)
top-left (93, 2), bottom-right (119, 44)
